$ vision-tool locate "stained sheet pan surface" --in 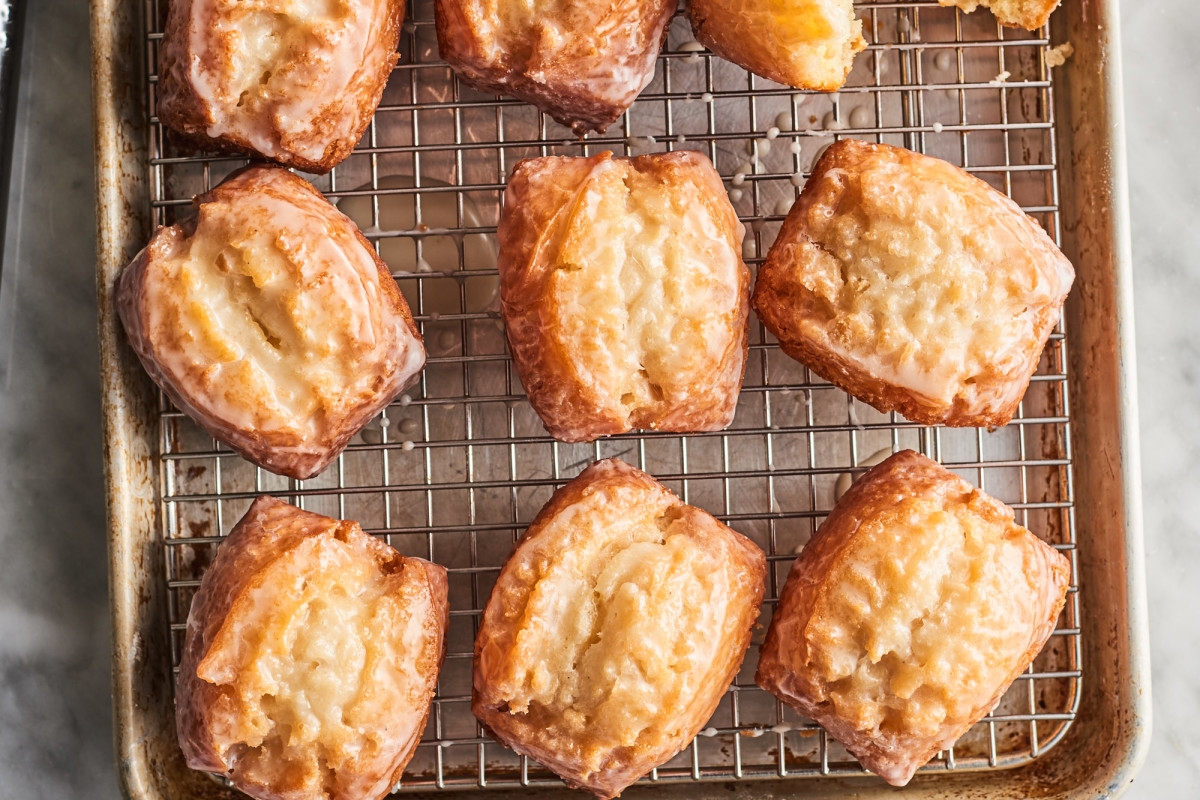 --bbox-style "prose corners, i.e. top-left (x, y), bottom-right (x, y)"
top-left (92, 0), bottom-right (1149, 798)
